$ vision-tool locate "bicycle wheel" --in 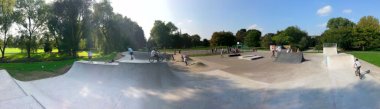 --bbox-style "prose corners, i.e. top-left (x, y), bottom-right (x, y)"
top-left (149, 57), bottom-right (155, 63)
